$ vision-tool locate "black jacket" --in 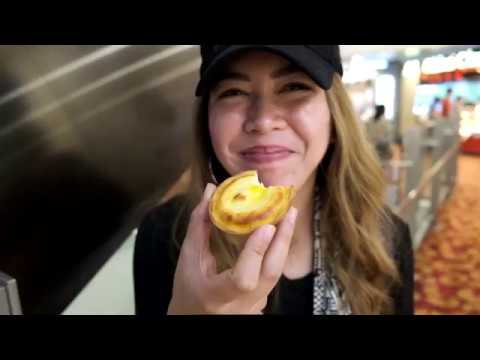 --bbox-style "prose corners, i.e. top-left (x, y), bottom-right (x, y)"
top-left (134, 196), bottom-right (414, 315)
